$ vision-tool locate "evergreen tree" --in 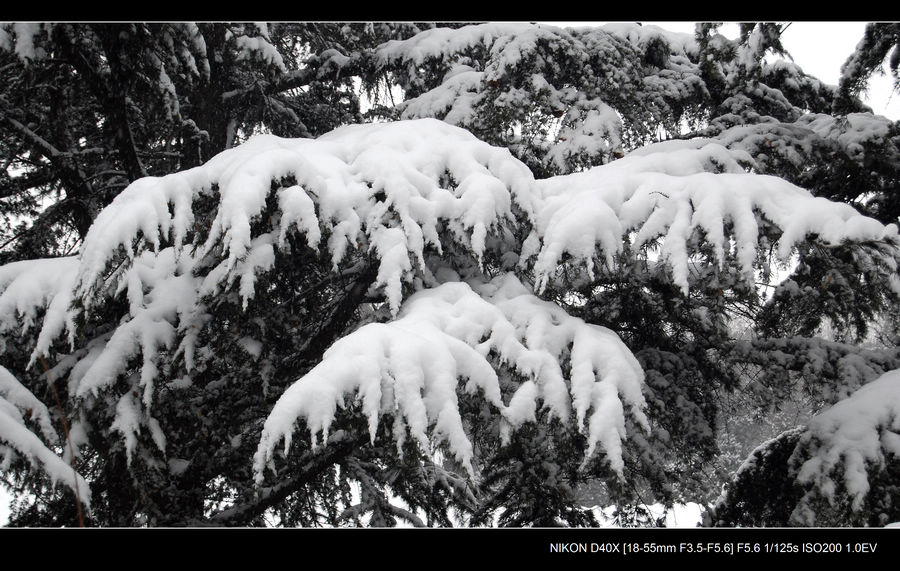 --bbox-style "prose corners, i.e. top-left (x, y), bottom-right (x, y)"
top-left (0, 22), bottom-right (898, 527)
